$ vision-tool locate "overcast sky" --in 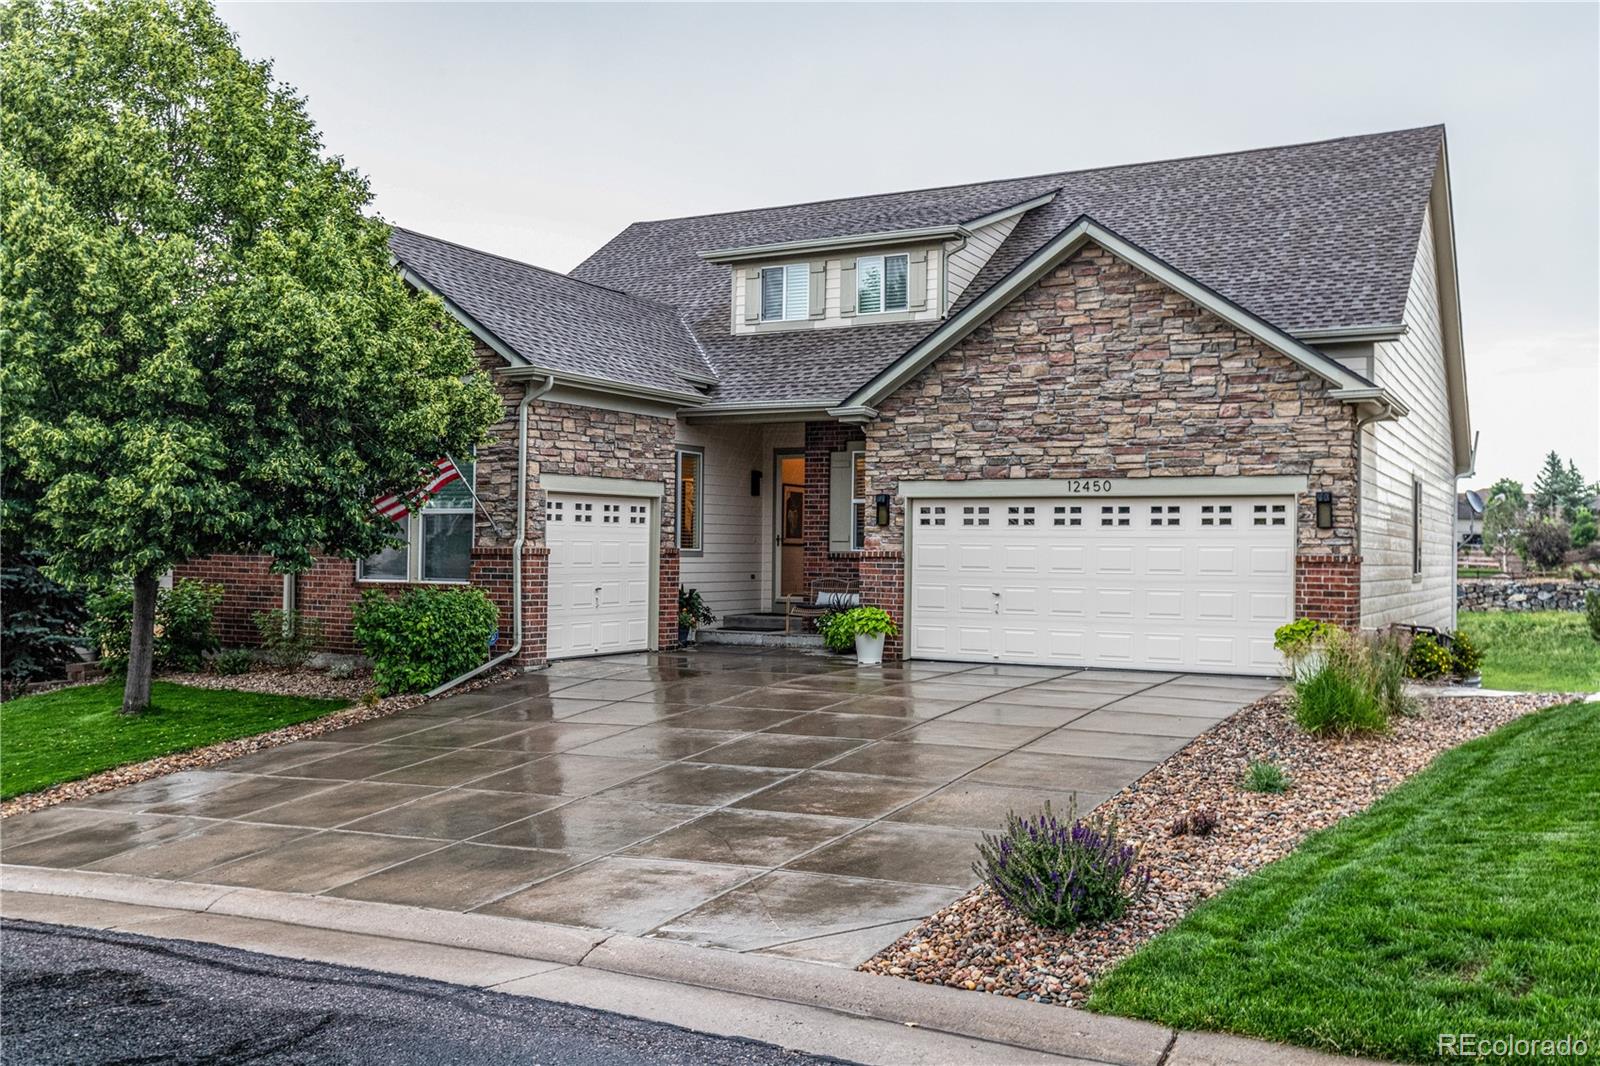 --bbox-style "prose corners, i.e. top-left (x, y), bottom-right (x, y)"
top-left (219, 2), bottom-right (1599, 488)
